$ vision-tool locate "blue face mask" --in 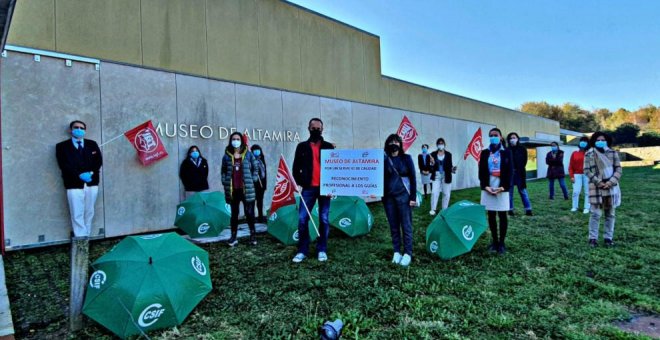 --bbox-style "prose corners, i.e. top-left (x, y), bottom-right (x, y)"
top-left (551, 146), bottom-right (558, 152)
top-left (253, 150), bottom-right (261, 157)
top-left (489, 136), bottom-right (500, 146)
top-left (231, 140), bottom-right (241, 148)
top-left (72, 128), bottom-right (85, 139)
top-left (579, 141), bottom-right (588, 149)
top-left (190, 151), bottom-right (200, 159)
top-left (421, 148), bottom-right (428, 154)
top-left (595, 141), bottom-right (607, 149)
